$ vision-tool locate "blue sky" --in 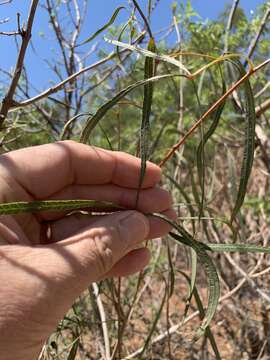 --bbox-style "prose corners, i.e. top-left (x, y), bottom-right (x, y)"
top-left (0, 0), bottom-right (267, 94)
